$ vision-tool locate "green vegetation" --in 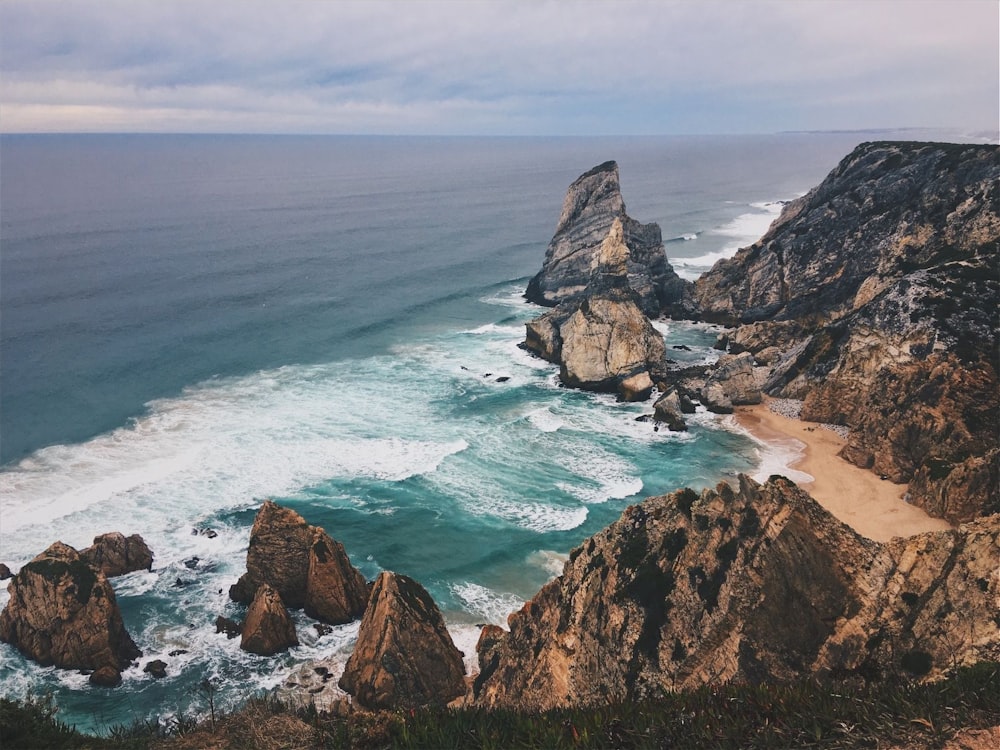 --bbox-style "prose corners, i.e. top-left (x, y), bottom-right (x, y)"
top-left (2, 663), bottom-right (997, 749)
